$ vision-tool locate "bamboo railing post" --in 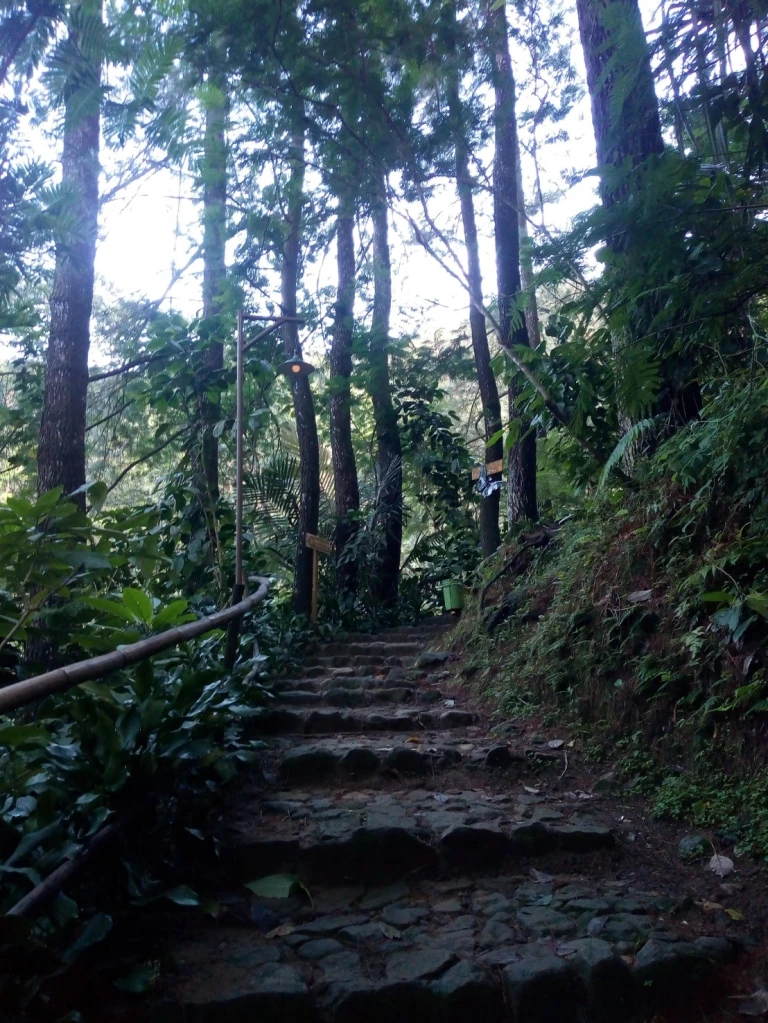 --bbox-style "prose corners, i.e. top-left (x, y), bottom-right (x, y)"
top-left (0, 577), bottom-right (271, 715)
